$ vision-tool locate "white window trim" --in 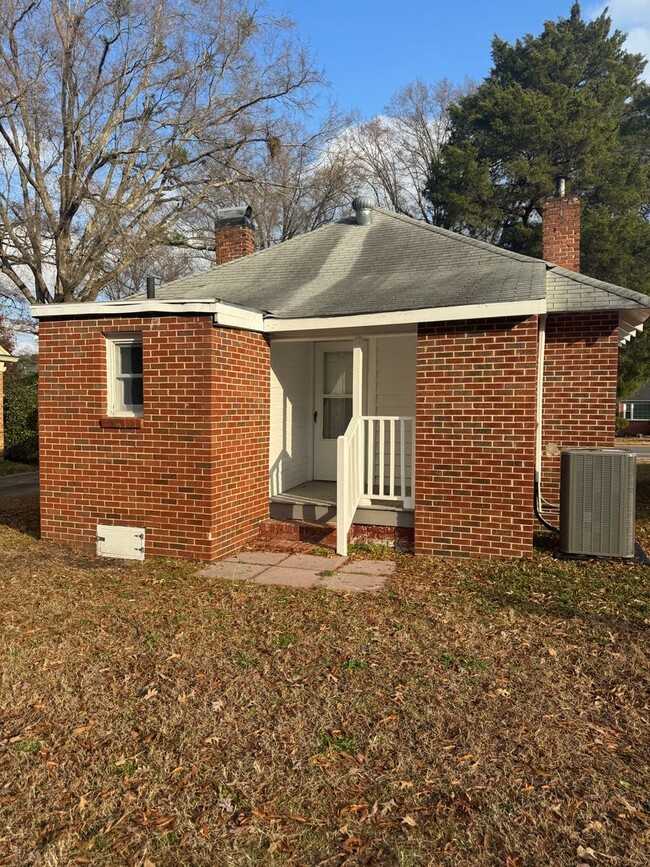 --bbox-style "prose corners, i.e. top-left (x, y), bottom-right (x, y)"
top-left (623, 401), bottom-right (650, 421)
top-left (106, 334), bottom-right (143, 417)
